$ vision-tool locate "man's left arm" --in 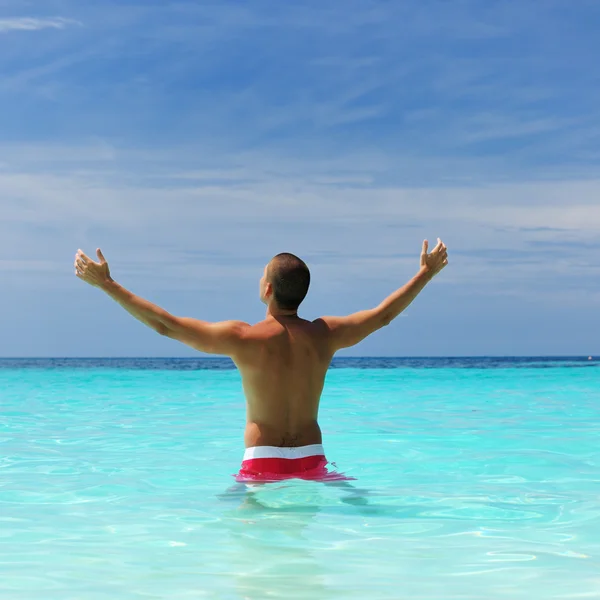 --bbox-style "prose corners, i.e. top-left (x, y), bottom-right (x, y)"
top-left (75, 249), bottom-right (249, 357)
